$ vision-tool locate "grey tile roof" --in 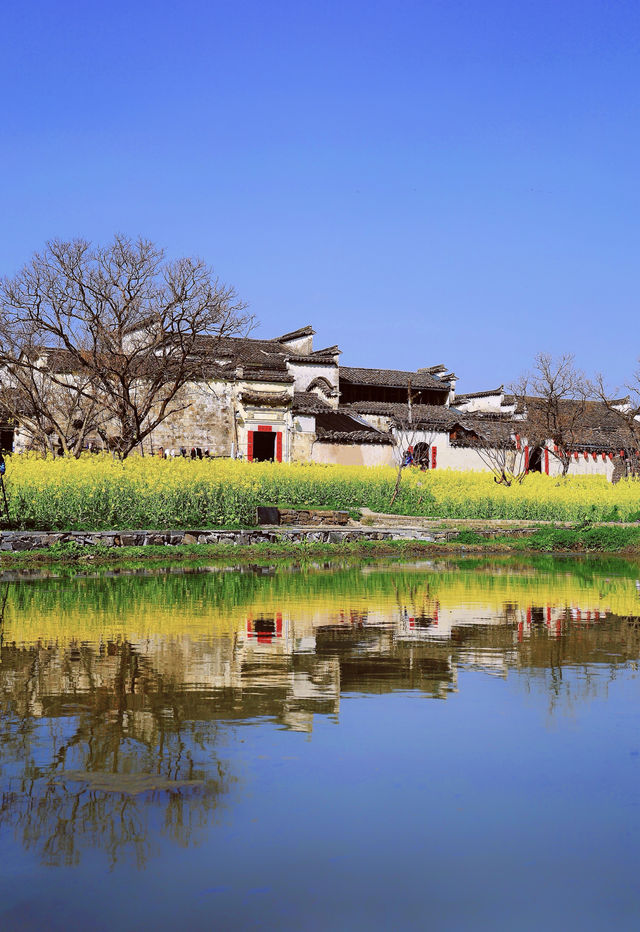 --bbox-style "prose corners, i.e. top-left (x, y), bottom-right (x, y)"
top-left (568, 428), bottom-right (635, 452)
top-left (315, 429), bottom-right (392, 445)
top-left (312, 345), bottom-right (341, 356)
top-left (292, 394), bottom-right (391, 443)
top-left (455, 408), bottom-right (640, 453)
top-left (292, 392), bottom-right (334, 414)
top-left (287, 354), bottom-right (339, 365)
top-left (195, 336), bottom-right (290, 371)
top-left (239, 369), bottom-right (294, 384)
top-left (239, 389), bottom-right (291, 407)
top-left (196, 335), bottom-right (338, 370)
top-left (521, 397), bottom-right (628, 430)
top-left (346, 401), bottom-right (463, 428)
top-left (340, 366), bottom-right (450, 391)
top-left (450, 417), bottom-right (518, 449)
